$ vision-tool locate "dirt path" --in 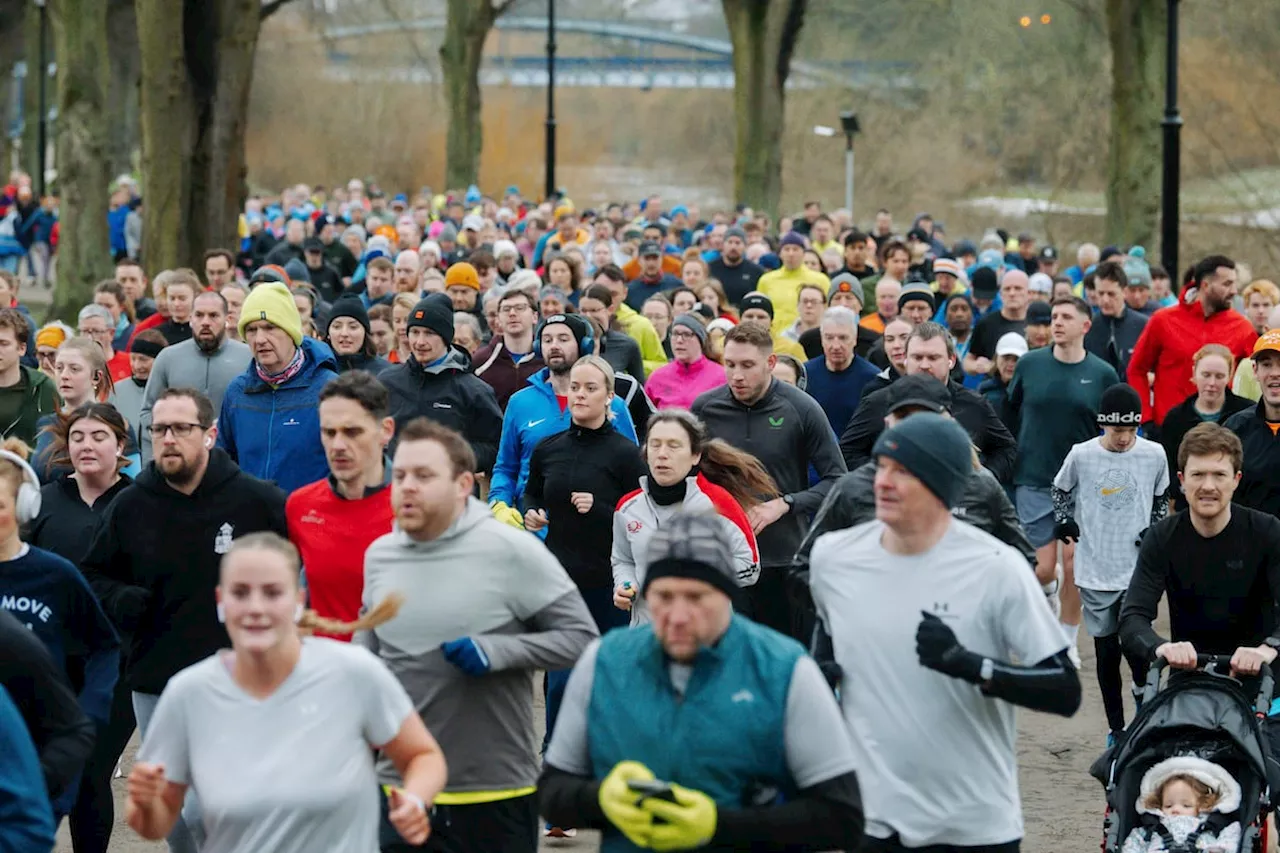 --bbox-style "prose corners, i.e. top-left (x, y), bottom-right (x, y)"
top-left (57, 629), bottom-right (1126, 852)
